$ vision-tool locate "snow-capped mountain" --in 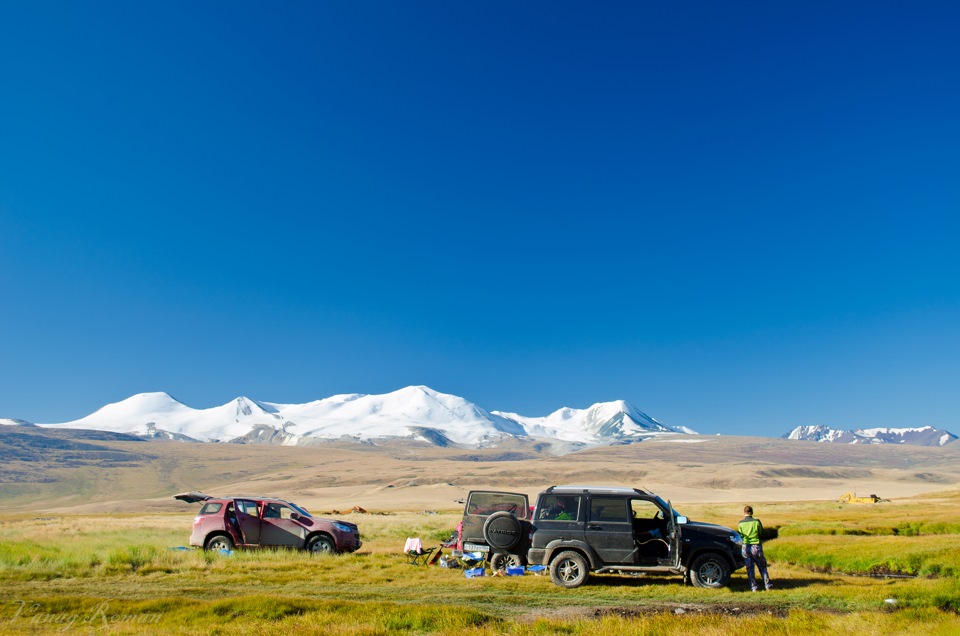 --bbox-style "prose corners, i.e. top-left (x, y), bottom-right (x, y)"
top-left (45, 392), bottom-right (282, 443)
top-left (494, 400), bottom-right (696, 445)
top-left (0, 418), bottom-right (36, 427)
top-left (33, 386), bottom-right (692, 449)
top-left (784, 425), bottom-right (957, 447)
